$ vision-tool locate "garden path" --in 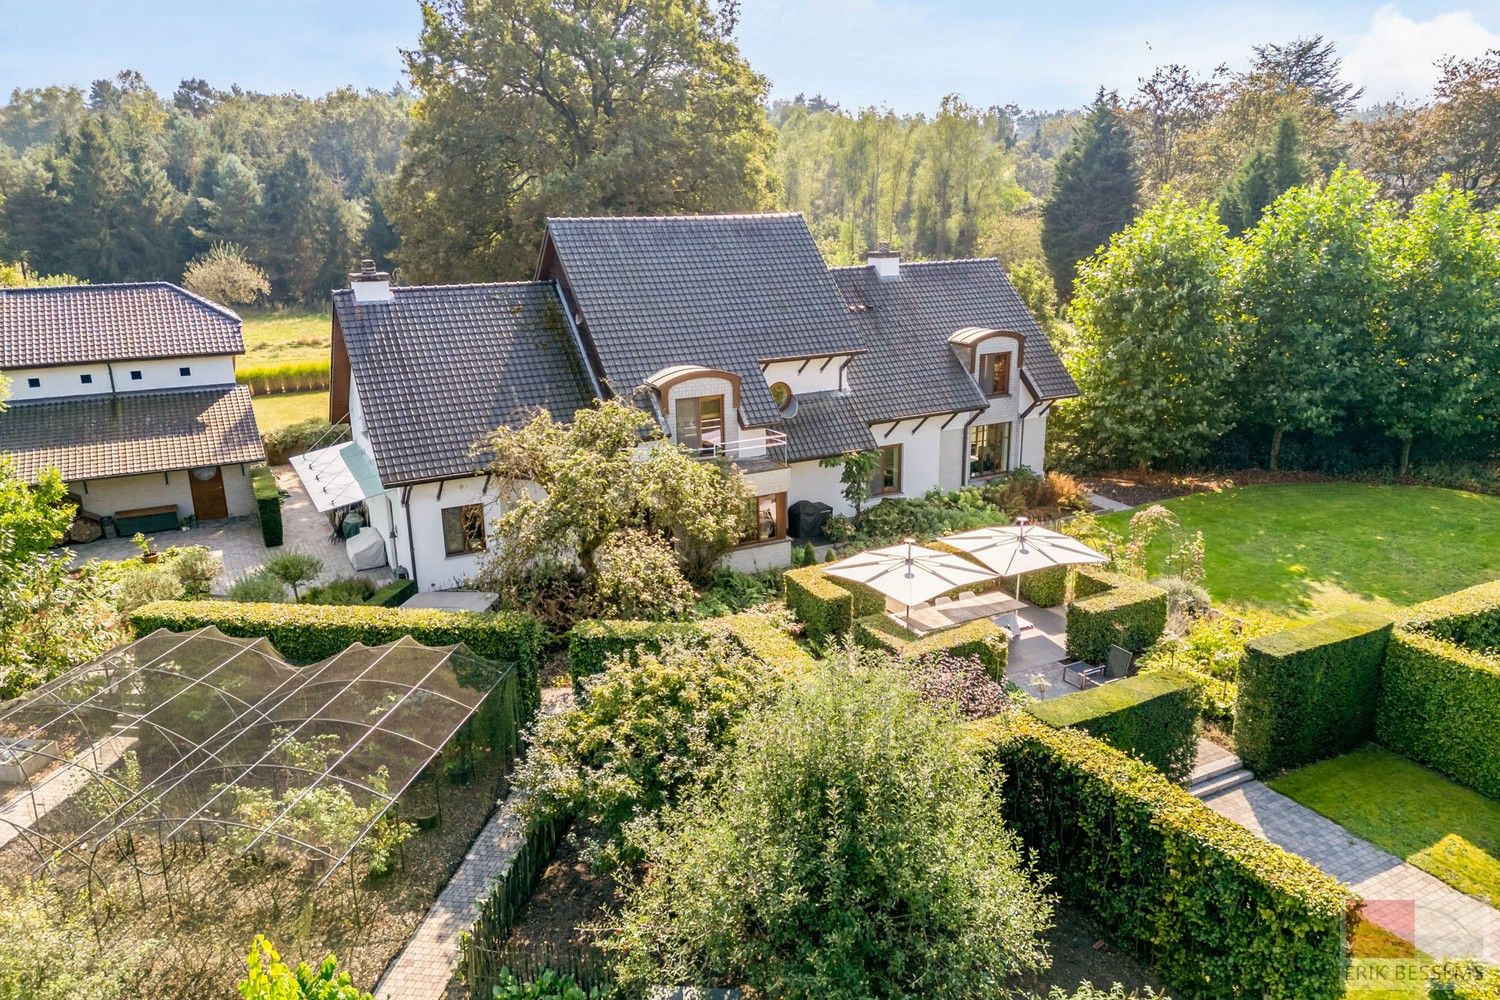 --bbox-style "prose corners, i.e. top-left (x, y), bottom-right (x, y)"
top-left (0, 734), bottom-right (135, 851)
top-left (374, 688), bottom-right (574, 1000)
top-left (1200, 772), bottom-right (1500, 964)
top-left (1085, 492), bottom-right (1131, 513)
